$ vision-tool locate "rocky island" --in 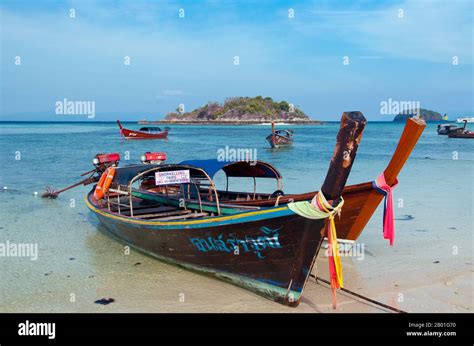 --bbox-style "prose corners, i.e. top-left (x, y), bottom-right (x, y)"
top-left (393, 108), bottom-right (446, 122)
top-left (145, 97), bottom-right (320, 124)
